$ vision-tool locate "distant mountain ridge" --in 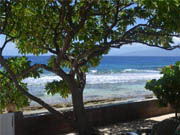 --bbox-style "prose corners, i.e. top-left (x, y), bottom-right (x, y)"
top-left (120, 48), bottom-right (180, 56)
